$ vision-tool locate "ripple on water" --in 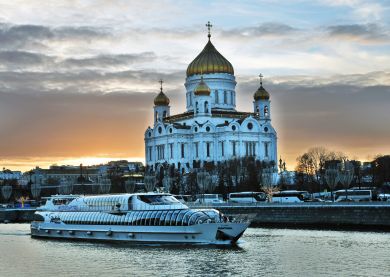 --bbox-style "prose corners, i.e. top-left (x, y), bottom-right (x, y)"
top-left (0, 224), bottom-right (389, 277)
